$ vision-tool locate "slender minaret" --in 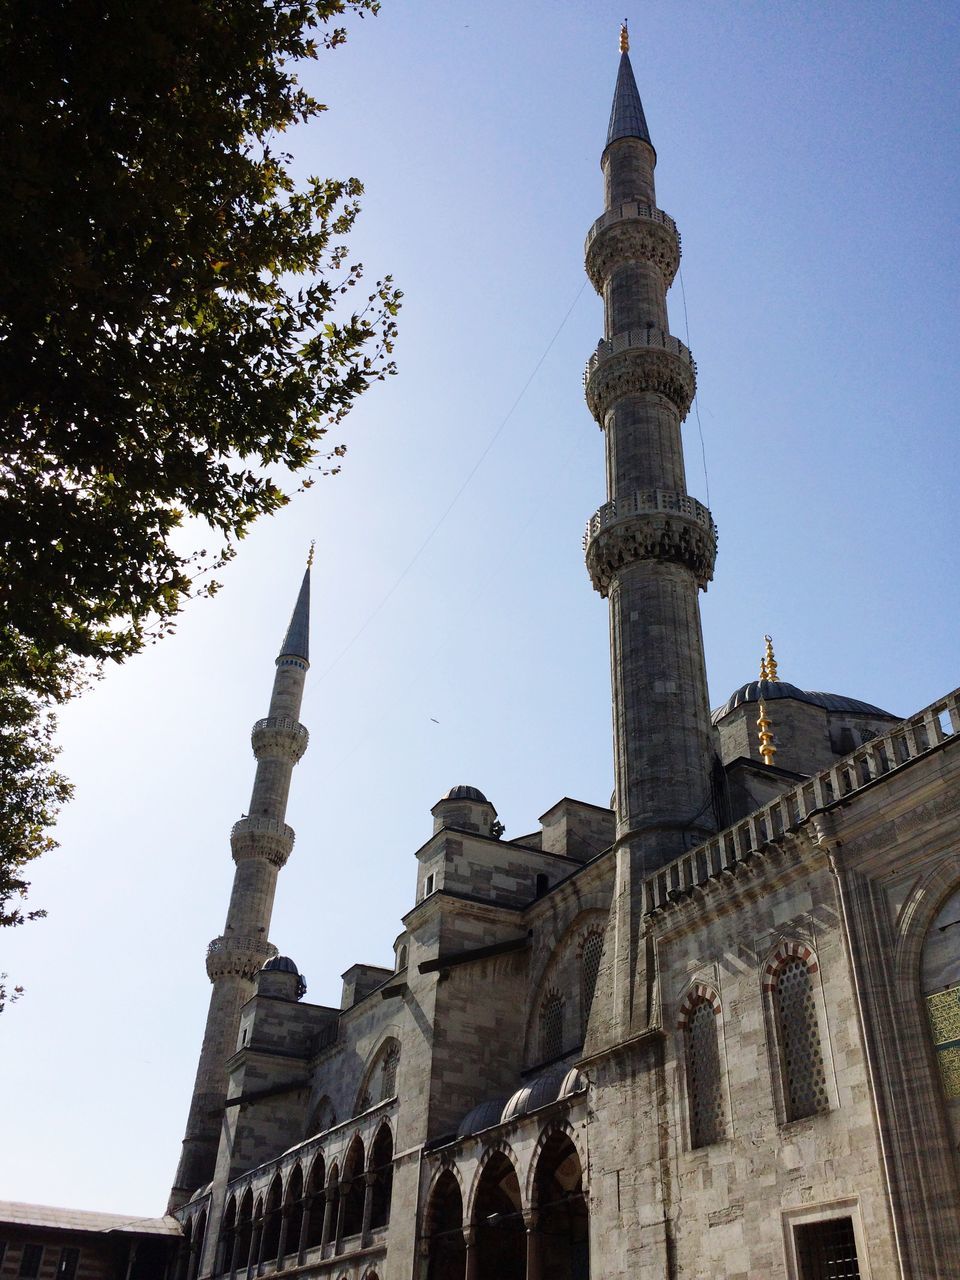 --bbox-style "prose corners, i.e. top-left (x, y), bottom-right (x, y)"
top-left (583, 30), bottom-right (718, 869)
top-left (168, 556), bottom-right (312, 1211)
